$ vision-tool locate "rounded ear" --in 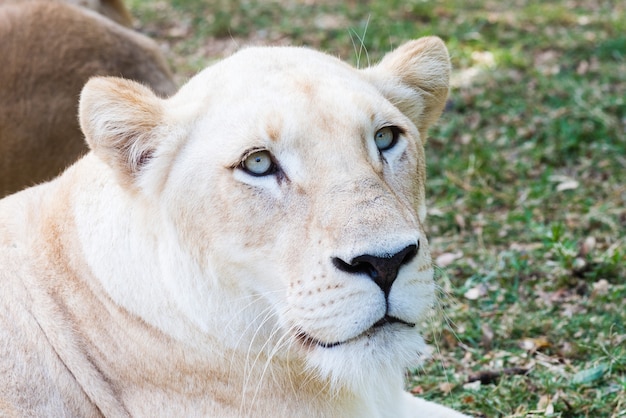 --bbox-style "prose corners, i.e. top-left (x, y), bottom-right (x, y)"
top-left (363, 37), bottom-right (451, 140)
top-left (79, 77), bottom-right (164, 190)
